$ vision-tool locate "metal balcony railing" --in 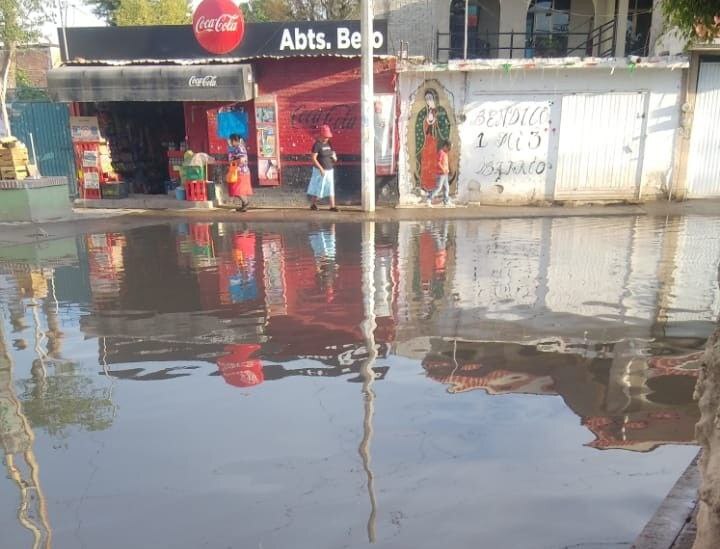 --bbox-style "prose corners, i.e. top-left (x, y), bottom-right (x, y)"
top-left (437, 19), bottom-right (618, 60)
